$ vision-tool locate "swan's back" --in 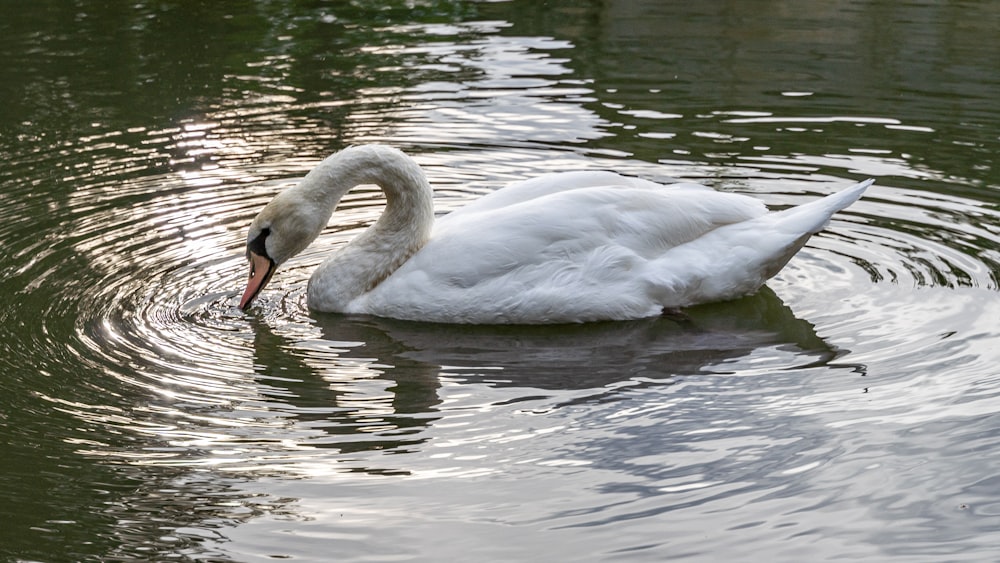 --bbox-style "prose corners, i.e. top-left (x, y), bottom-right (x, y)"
top-left (438, 171), bottom-right (668, 220)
